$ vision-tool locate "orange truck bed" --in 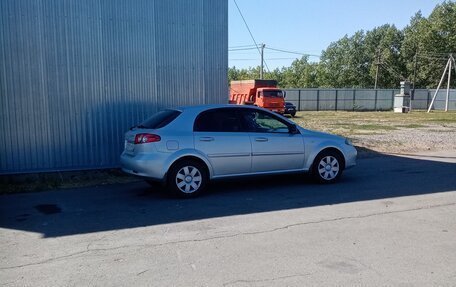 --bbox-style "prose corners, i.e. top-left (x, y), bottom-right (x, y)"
top-left (229, 80), bottom-right (285, 113)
